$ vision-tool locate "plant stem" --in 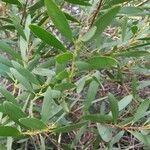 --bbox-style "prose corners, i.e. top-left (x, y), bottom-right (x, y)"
top-left (89, 0), bottom-right (103, 27)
